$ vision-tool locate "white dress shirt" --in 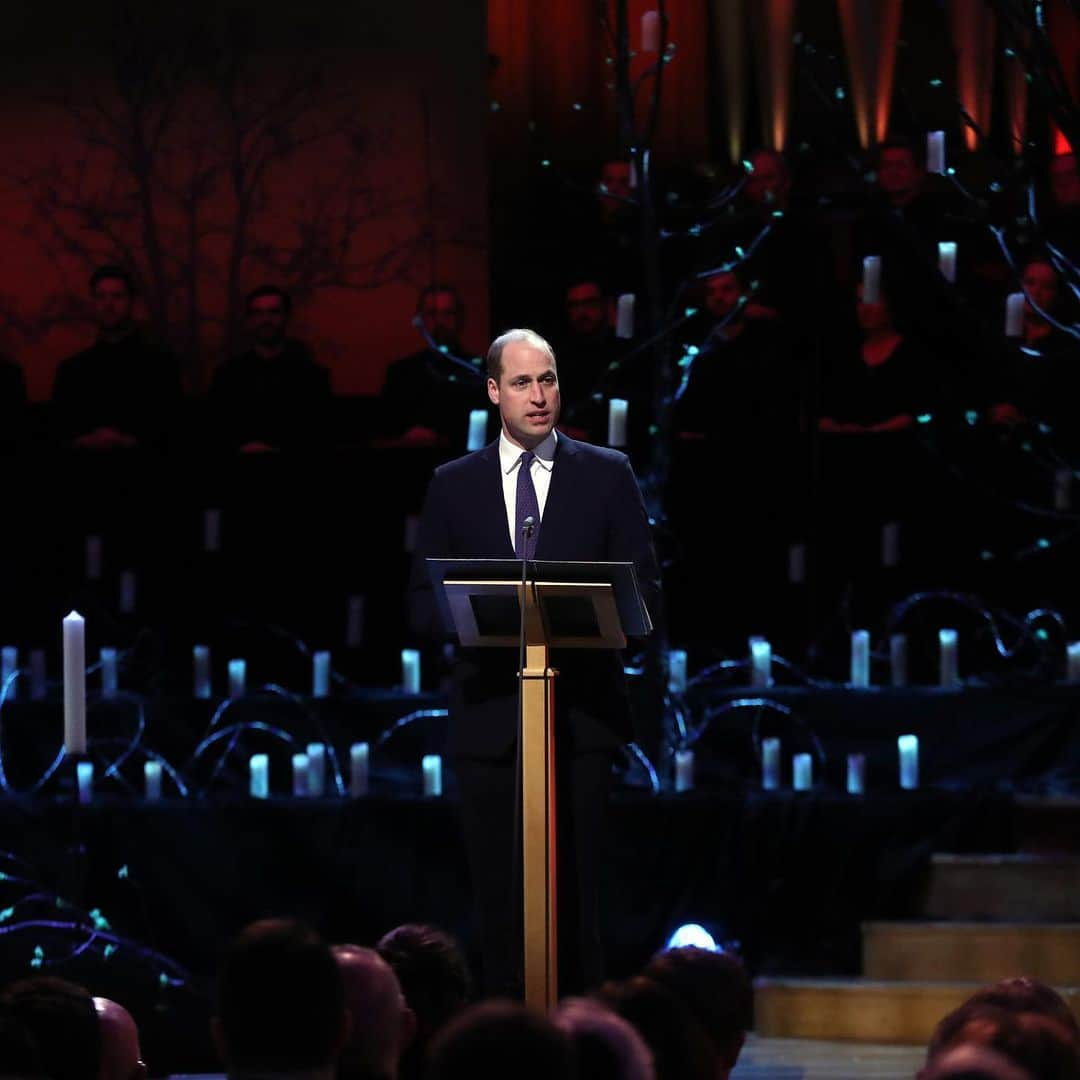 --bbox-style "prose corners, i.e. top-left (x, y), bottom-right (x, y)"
top-left (498, 429), bottom-right (557, 550)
